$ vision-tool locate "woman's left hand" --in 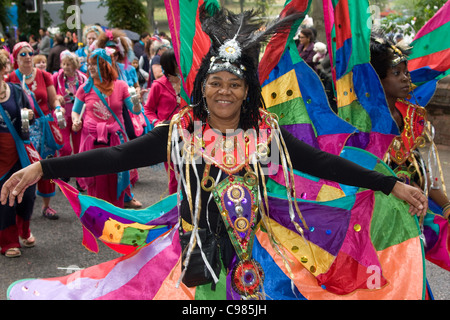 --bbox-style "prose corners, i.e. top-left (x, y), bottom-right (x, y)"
top-left (391, 181), bottom-right (428, 217)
